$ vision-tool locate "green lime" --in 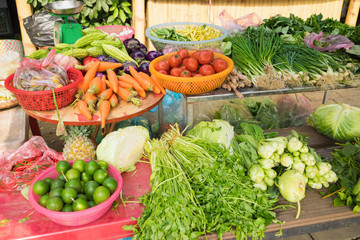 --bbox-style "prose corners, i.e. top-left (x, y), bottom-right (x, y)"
top-left (97, 160), bottom-right (109, 171)
top-left (44, 178), bottom-right (54, 185)
top-left (61, 187), bottom-right (77, 204)
top-left (93, 169), bottom-right (109, 184)
top-left (49, 187), bottom-right (63, 198)
top-left (56, 161), bottom-right (71, 174)
top-left (62, 204), bottom-right (73, 212)
top-left (33, 180), bottom-right (50, 196)
top-left (57, 174), bottom-right (66, 181)
top-left (85, 160), bottom-right (99, 176)
top-left (73, 198), bottom-right (89, 211)
top-left (84, 181), bottom-right (99, 201)
top-left (93, 186), bottom-right (110, 204)
top-left (65, 169), bottom-right (81, 180)
top-left (102, 177), bottom-right (118, 194)
top-left (51, 179), bottom-right (65, 190)
top-left (80, 181), bottom-right (85, 193)
top-left (81, 172), bottom-right (92, 182)
top-left (38, 194), bottom-right (50, 208)
top-left (65, 179), bottom-right (82, 192)
top-left (77, 193), bottom-right (87, 200)
top-left (73, 159), bottom-right (86, 172)
top-left (47, 197), bottom-right (64, 211)
top-left (88, 200), bottom-right (96, 208)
